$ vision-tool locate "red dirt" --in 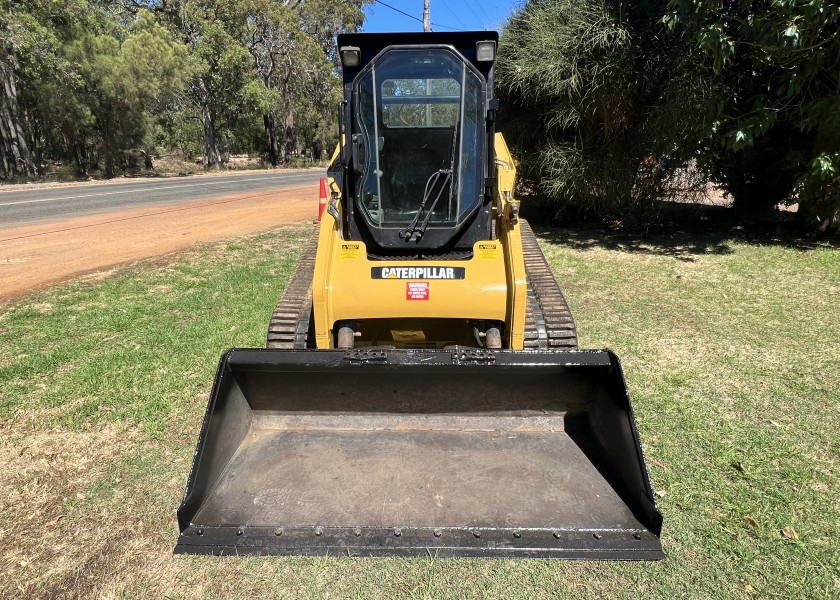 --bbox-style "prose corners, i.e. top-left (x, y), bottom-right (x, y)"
top-left (0, 185), bottom-right (318, 301)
